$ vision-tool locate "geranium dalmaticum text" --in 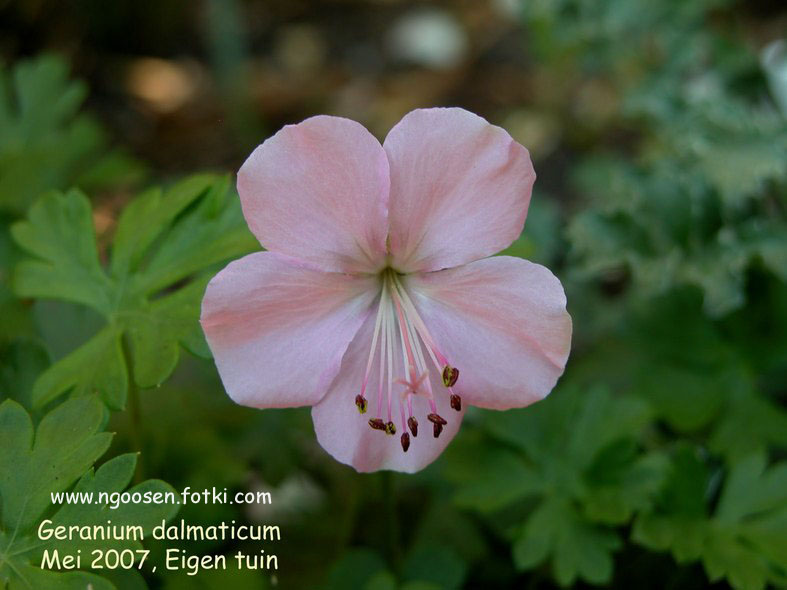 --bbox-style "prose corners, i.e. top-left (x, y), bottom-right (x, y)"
top-left (38, 519), bottom-right (280, 542)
